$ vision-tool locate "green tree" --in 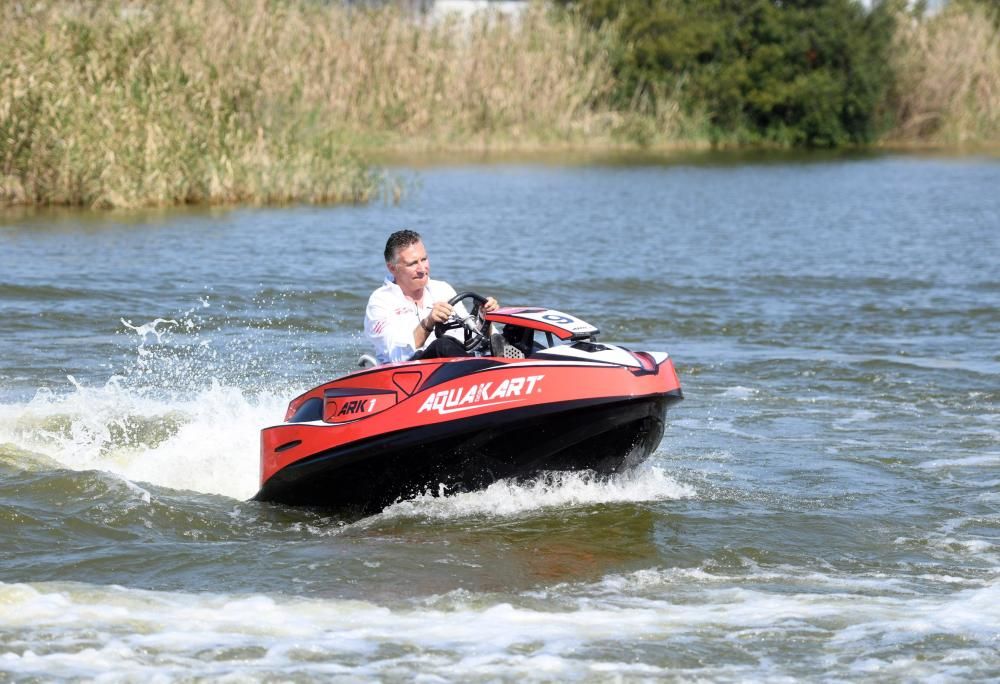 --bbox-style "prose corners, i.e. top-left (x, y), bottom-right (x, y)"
top-left (561, 0), bottom-right (900, 147)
